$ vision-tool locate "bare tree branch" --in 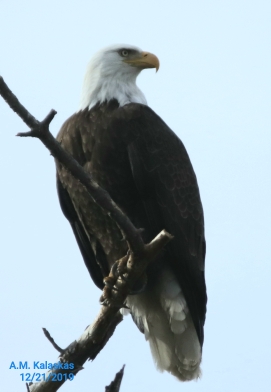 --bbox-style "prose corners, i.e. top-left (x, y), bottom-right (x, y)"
top-left (0, 76), bottom-right (39, 128)
top-left (0, 76), bottom-right (144, 255)
top-left (28, 312), bottom-right (123, 392)
top-left (105, 366), bottom-right (125, 392)
top-left (0, 76), bottom-right (173, 391)
top-left (42, 328), bottom-right (64, 354)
